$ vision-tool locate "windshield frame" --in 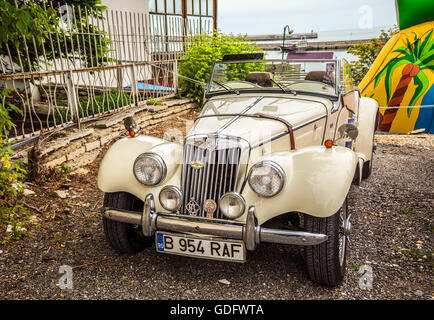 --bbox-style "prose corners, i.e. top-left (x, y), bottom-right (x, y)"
top-left (205, 59), bottom-right (341, 100)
